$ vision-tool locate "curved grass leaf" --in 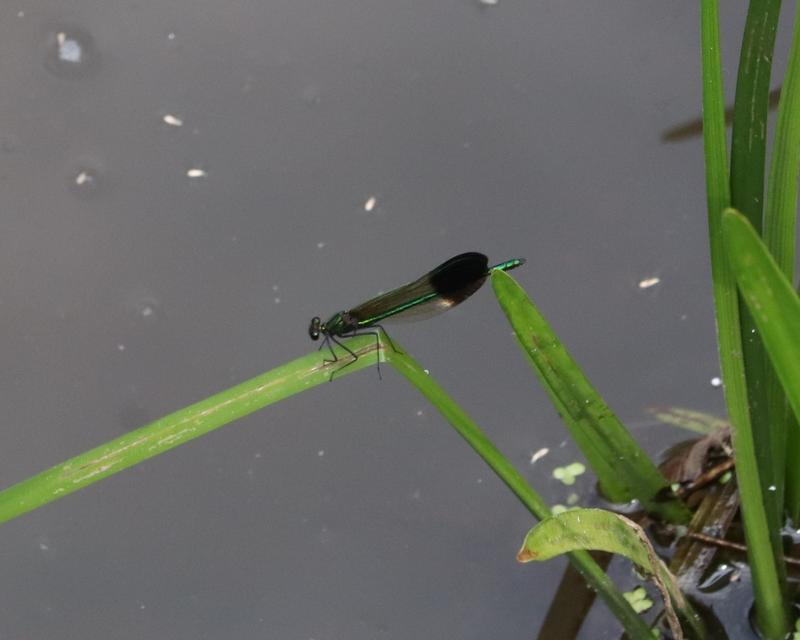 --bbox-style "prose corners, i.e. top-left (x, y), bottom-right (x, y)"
top-left (491, 270), bottom-right (690, 523)
top-left (723, 209), bottom-right (800, 445)
top-left (518, 508), bottom-right (705, 640)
